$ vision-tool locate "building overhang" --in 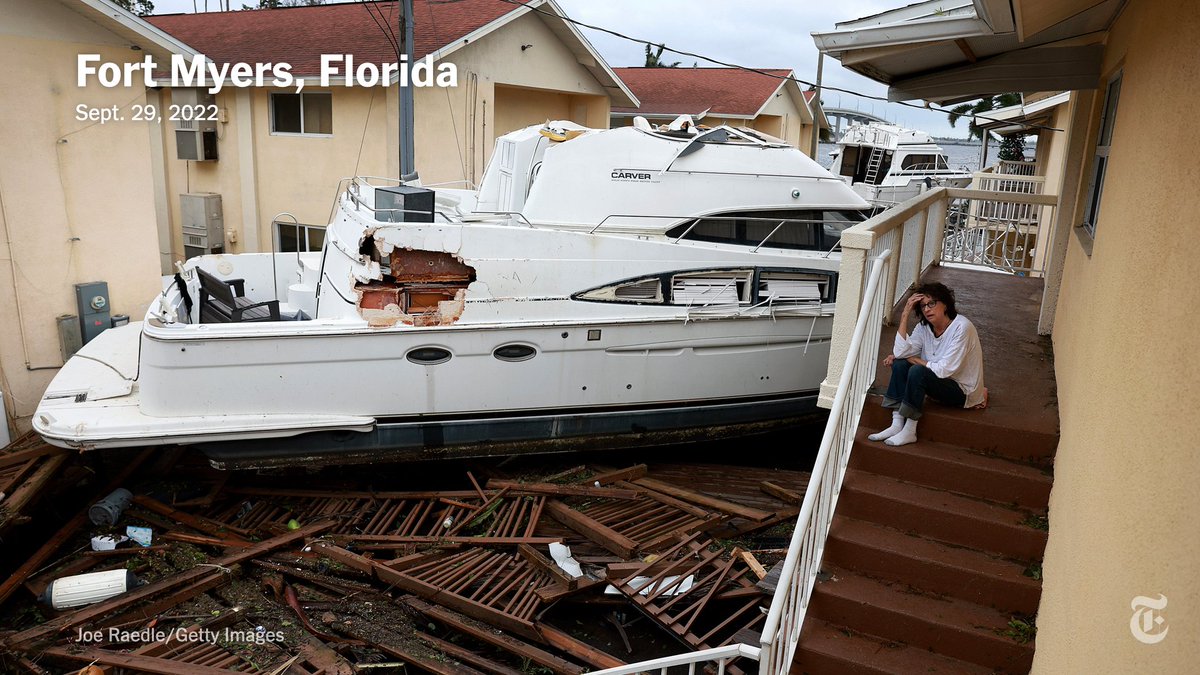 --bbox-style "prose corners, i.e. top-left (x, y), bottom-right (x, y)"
top-left (812, 0), bottom-right (1124, 104)
top-left (61, 0), bottom-right (199, 65)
